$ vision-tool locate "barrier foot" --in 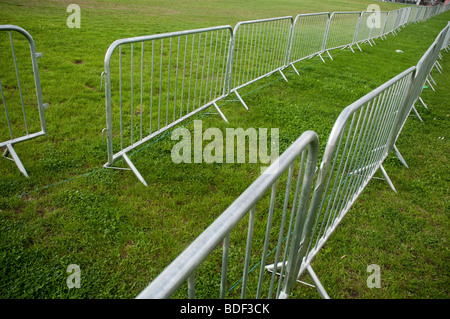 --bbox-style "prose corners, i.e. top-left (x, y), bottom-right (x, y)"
top-left (326, 50), bottom-right (333, 61)
top-left (356, 43), bottom-right (363, 52)
top-left (379, 164), bottom-right (397, 193)
top-left (213, 102), bottom-right (229, 123)
top-left (419, 97), bottom-right (428, 110)
top-left (428, 74), bottom-right (437, 87)
top-left (434, 61), bottom-right (442, 73)
top-left (426, 78), bottom-right (435, 91)
top-left (122, 152), bottom-right (148, 187)
top-left (412, 105), bottom-right (424, 122)
top-left (393, 144), bottom-right (408, 168)
top-left (3, 143), bottom-right (29, 178)
top-left (278, 69), bottom-right (288, 82)
top-left (306, 265), bottom-right (330, 299)
top-left (233, 90), bottom-right (249, 111)
top-left (318, 53), bottom-right (326, 63)
top-left (265, 264), bottom-right (319, 298)
top-left (291, 64), bottom-right (300, 75)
